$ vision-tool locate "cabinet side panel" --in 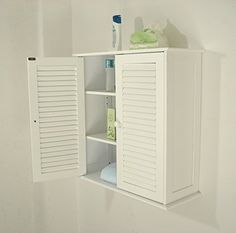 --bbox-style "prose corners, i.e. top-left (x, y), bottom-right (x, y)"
top-left (166, 51), bottom-right (202, 203)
